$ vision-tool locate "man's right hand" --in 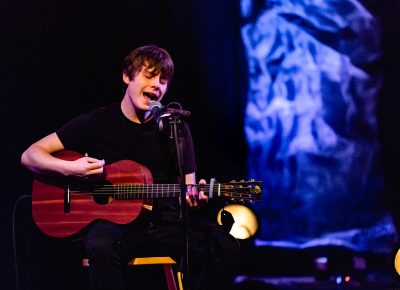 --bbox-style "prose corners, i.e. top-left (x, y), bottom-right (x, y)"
top-left (66, 156), bottom-right (105, 178)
